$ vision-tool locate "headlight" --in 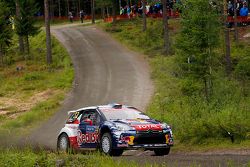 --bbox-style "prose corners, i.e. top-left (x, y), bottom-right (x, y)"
top-left (162, 123), bottom-right (171, 131)
top-left (115, 123), bottom-right (133, 131)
